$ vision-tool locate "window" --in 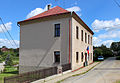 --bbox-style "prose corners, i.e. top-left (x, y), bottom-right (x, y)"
top-left (88, 35), bottom-right (90, 44)
top-left (91, 53), bottom-right (92, 60)
top-left (81, 52), bottom-right (84, 62)
top-left (54, 51), bottom-right (60, 63)
top-left (76, 52), bottom-right (79, 63)
top-left (81, 30), bottom-right (83, 41)
top-left (76, 26), bottom-right (79, 39)
top-left (88, 54), bottom-right (89, 61)
top-left (91, 37), bottom-right (92, 45)
top-left (85, 33), bottom-right (87, 43)
top-left (55, 24), bottom-right (60, 37)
